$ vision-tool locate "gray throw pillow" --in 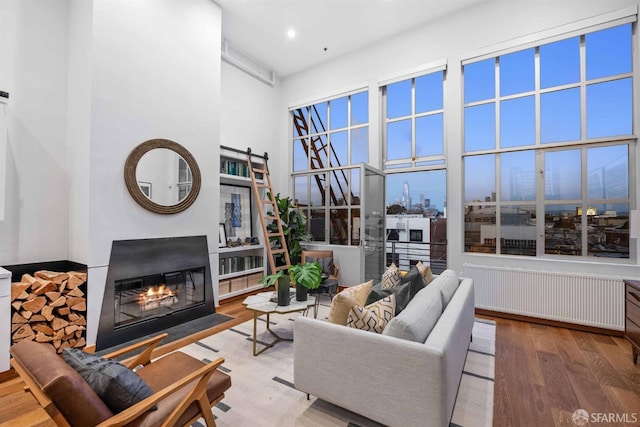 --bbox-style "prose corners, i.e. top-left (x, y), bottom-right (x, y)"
top-left (305, 256), bottom-right (332, 275)
top-left (366, 267), bottom-right (427, 314)
top-left (62, 348), bottom-right (155, 414)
